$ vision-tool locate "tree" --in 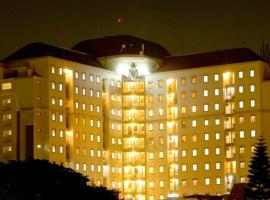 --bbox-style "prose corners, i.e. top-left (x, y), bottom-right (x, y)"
top-left (244, 136), bottom-right (270, 200)
top-left (0, 159), bottom-right (120, 200)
